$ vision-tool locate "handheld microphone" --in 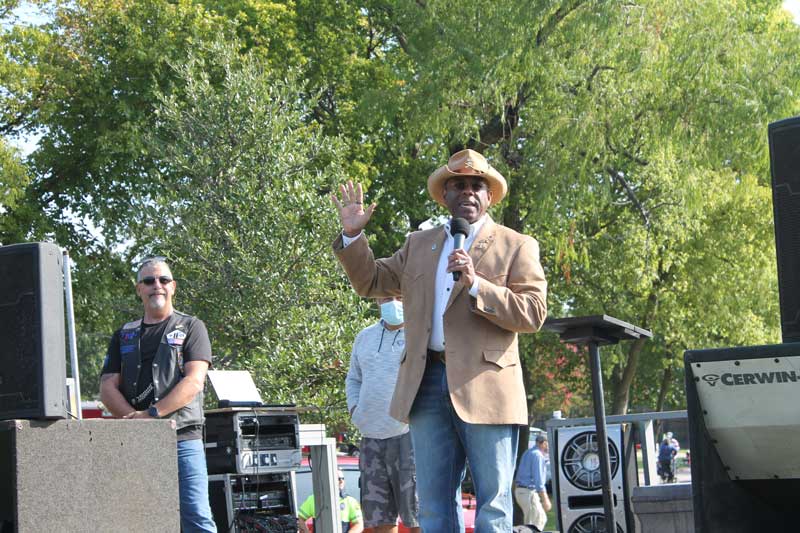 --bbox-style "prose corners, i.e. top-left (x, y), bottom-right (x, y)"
top-left (450, 217), bottom-right (470, 281)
